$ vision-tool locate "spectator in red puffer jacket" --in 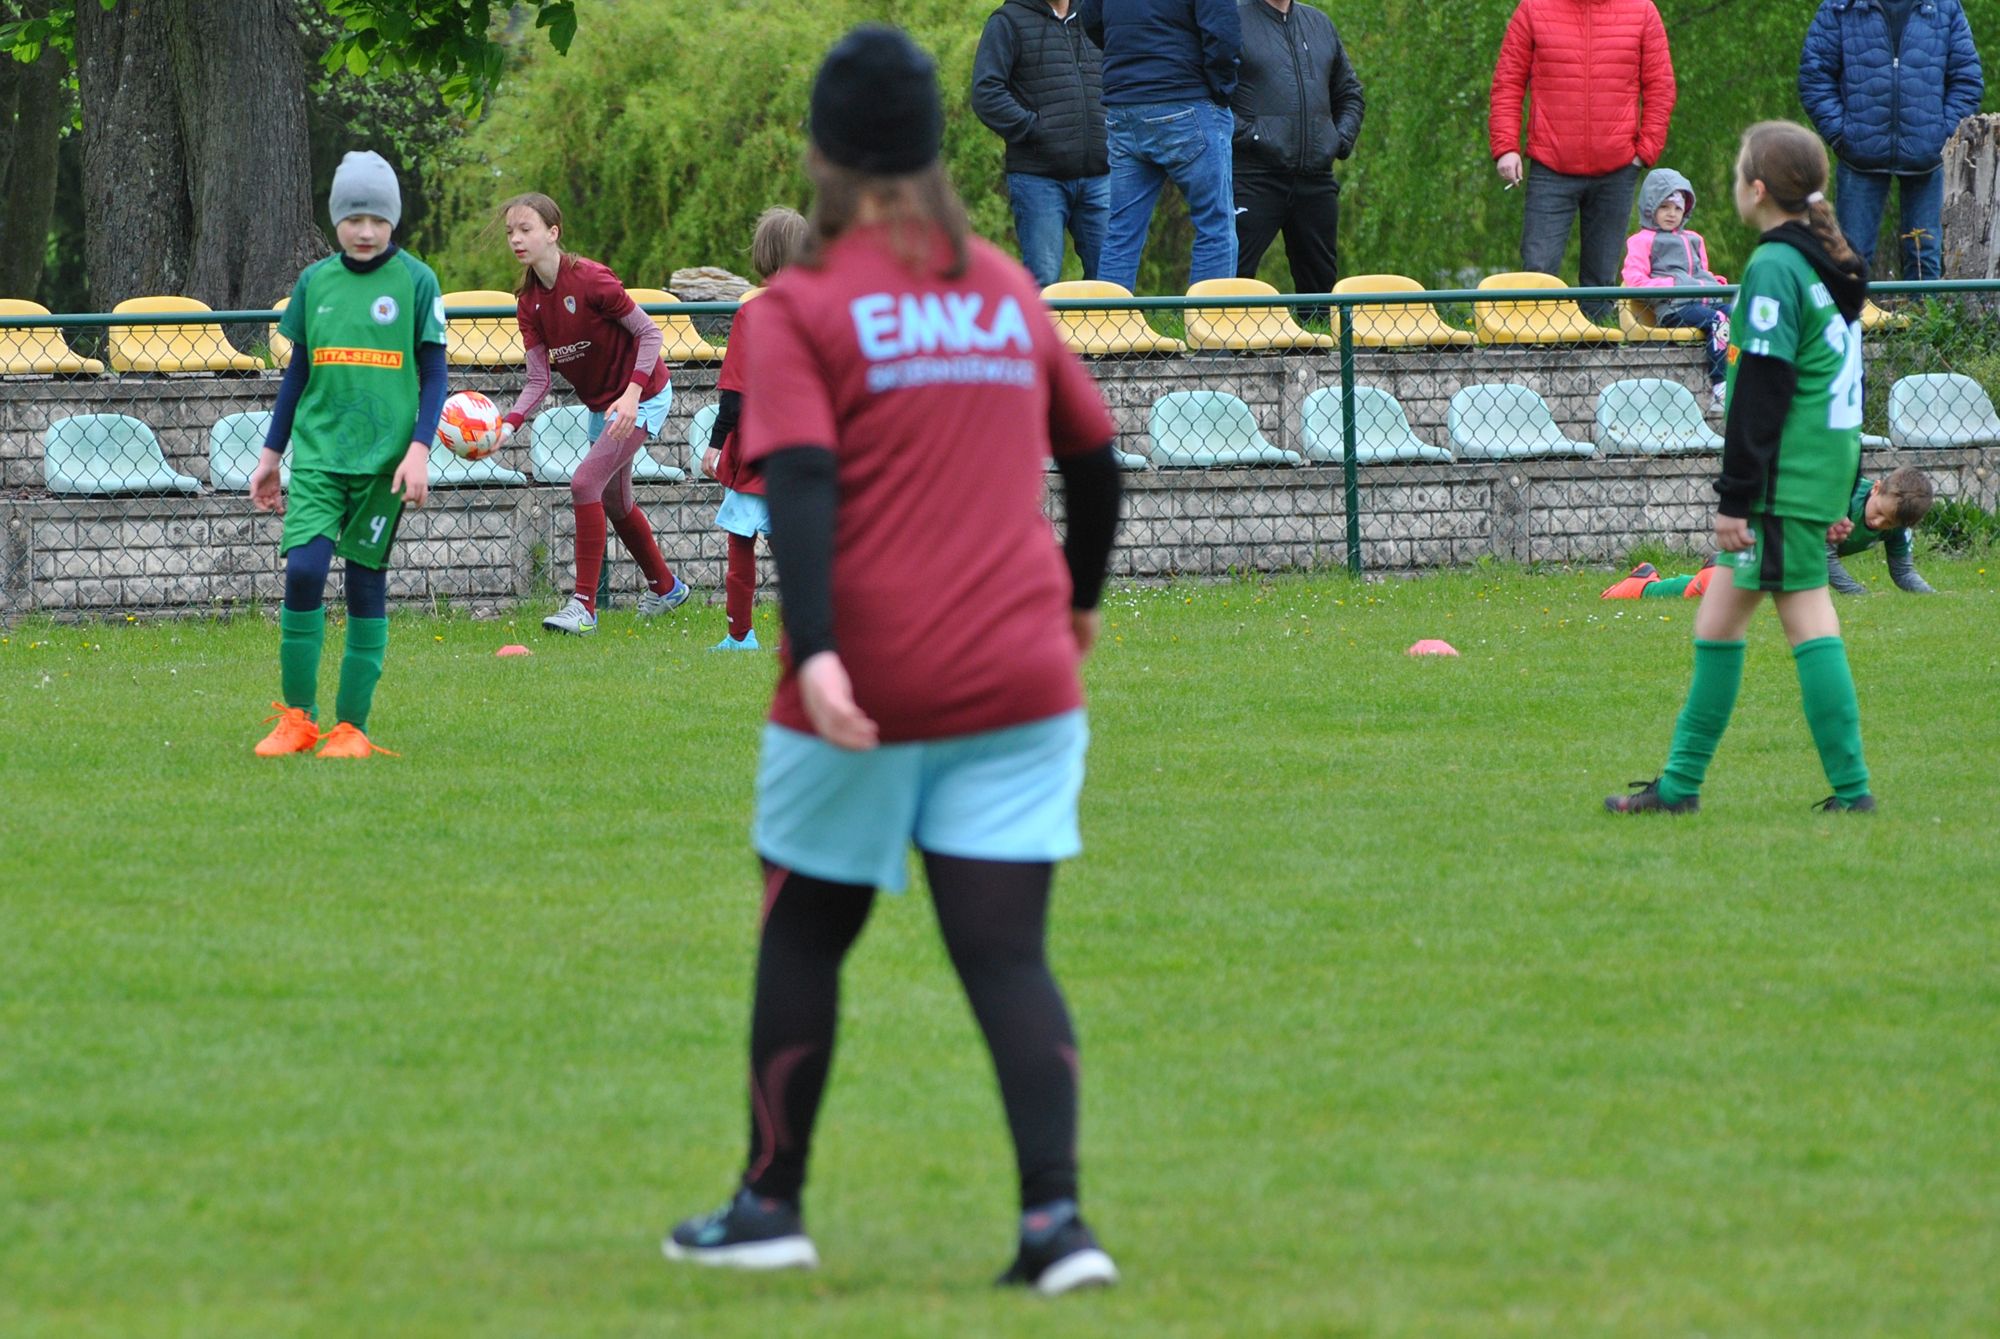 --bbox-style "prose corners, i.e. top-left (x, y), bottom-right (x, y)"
top-left (1489, 0), bottom-right (1677, 316)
